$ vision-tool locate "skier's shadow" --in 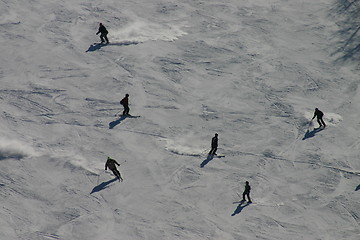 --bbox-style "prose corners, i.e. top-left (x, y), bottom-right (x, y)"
top-left (109, 115), bottom-right (127, 129)
top-left (86, 43), bottom-right (106, 52)
top-left (200, 154), bottom-right (214, 168)
top-left (90, 178), bottom-right (118, 194)
top-left (86, 41), bottom-right (139, 52)
top-left (231, 201), bottom-right (251, 216)
top-left (109, 115), bottom-right (140, 129)
top-left (302, 128), bottom-right (324, 140)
